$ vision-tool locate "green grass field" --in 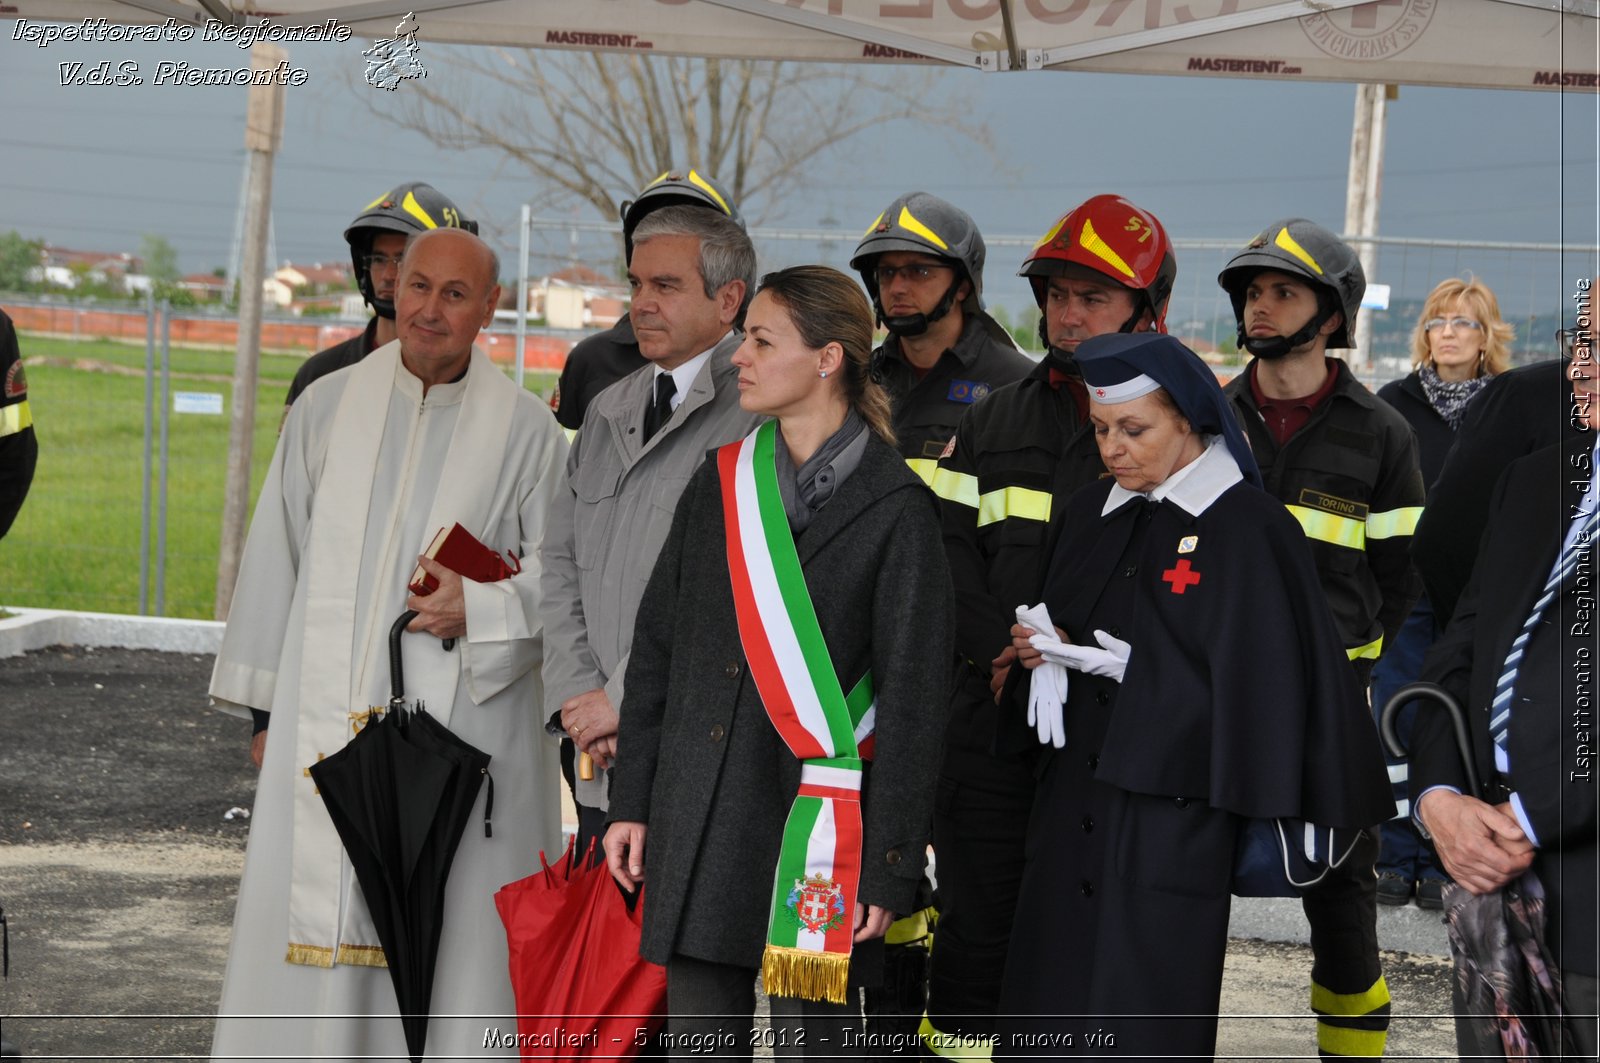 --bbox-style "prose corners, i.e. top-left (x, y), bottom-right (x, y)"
top-left (1, 334), bottom-right (558, 620)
